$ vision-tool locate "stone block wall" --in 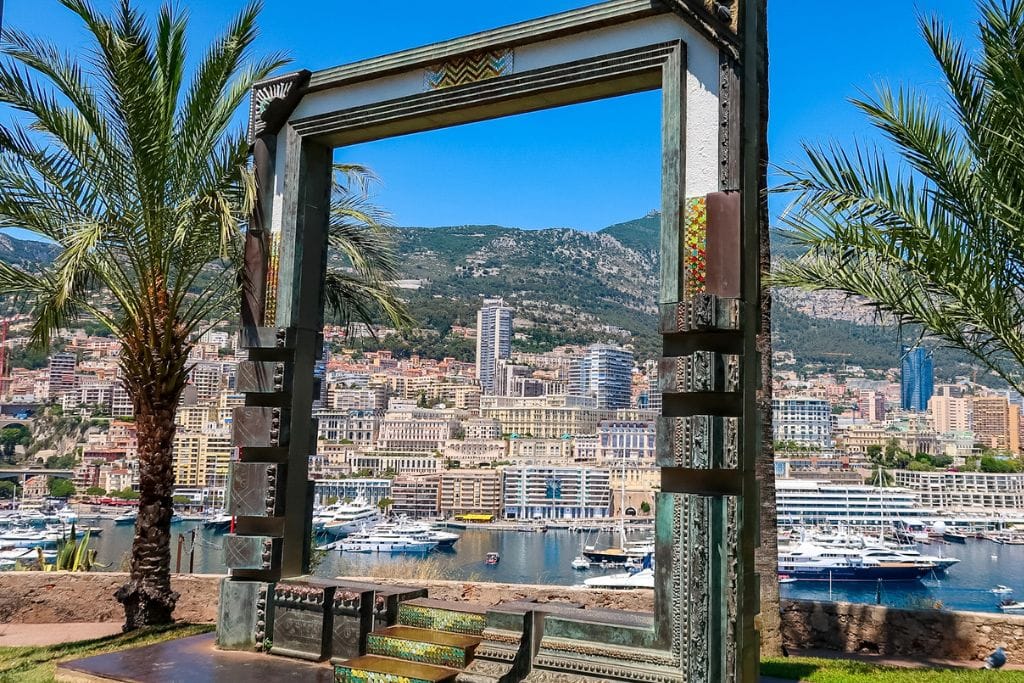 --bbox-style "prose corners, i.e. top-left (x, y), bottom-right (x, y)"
top-left (780, 599), bottom-right (1024, 661)
top-left (2, 573), bottom-right (1022, 664)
